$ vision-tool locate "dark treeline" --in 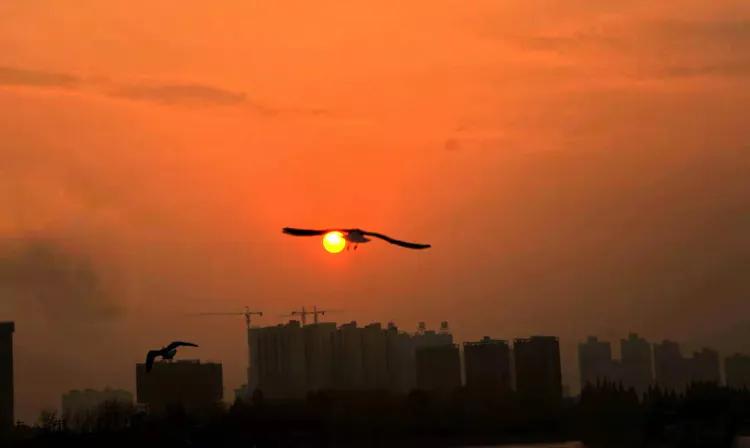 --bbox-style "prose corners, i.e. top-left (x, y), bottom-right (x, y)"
top-left (3, 383), bottom-right (750, 447)
top-left (578, 381), bottom-right (750, 447)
